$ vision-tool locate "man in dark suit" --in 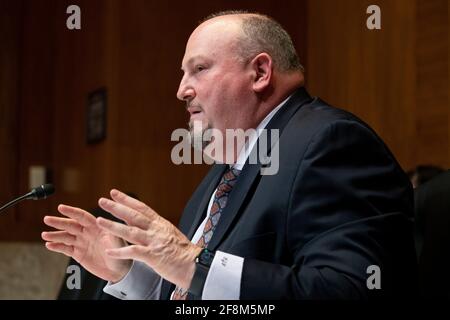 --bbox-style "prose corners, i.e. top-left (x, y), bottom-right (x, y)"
top-left (42, 11), bottom-right (417, 299)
